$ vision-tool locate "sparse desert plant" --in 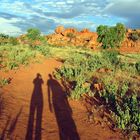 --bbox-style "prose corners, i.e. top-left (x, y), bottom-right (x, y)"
top-left (9, 37), bottom-right (19, 45)
top-left (0, 78), bottom-right (9, 87)
top-left (0, 33), bottom-right (9, 45)
top-left (34, 45), bottom-right (50, 57)
top-left (0, 45), bottom-right (36, 70)
top-left (7, 61), bottom-right (19, 70)
top-left (119, 62), bottom-right (137, 75)
top-left (102, 49), bottom-right (120, 65)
